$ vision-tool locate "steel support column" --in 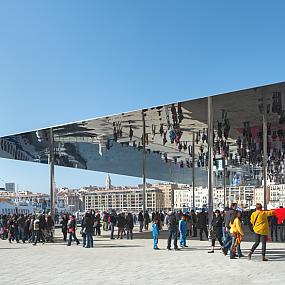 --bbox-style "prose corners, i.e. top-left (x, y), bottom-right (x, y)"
top-left (208, 97), bottom-right (214, 226)
top-left (192, 132), bottom-right (195, 210)
top-left (49, 128), bottom-right (55, 220)
top-left (142, 111), bottom-right (146, 213)
top-left (223, 157), bottom-right (226, 207)
top-left (262, 99), bottom-right (268, 210)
